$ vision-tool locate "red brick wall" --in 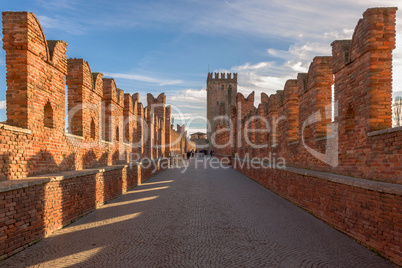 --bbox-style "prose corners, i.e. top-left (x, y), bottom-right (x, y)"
top-left (280, 80), bottom-right (299, 143)
top-left (169, 124), bottom-right (193, 155)
top-left (214, 92), bottom-right (256, 157)
top-left (135, 101), bottom-right (145, 158)
top-left (227, 7), bottom-right (401, 183)
top-left (0, 11), bottom-right (190, 180)
top-left (0, 11), bottom-right (192, 260)
top-left (3, 12), bottom-right (67, 131)
top-left (236, 91), bottom-right (255, 120)
top-left (235, 162), bottom-right (402, 266)
top-left (0, 159), bottom-right (168, 259)
top-left (165, 106), bottom-right (171, 155)
top-left (215, 7), bottom-right (401, 265)
top-left (331, 8), bottom-right (397, 180)
top-left (214, 124), bottom-right (231, 156)
top-left (147, 93), bottom-right (166, 158)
